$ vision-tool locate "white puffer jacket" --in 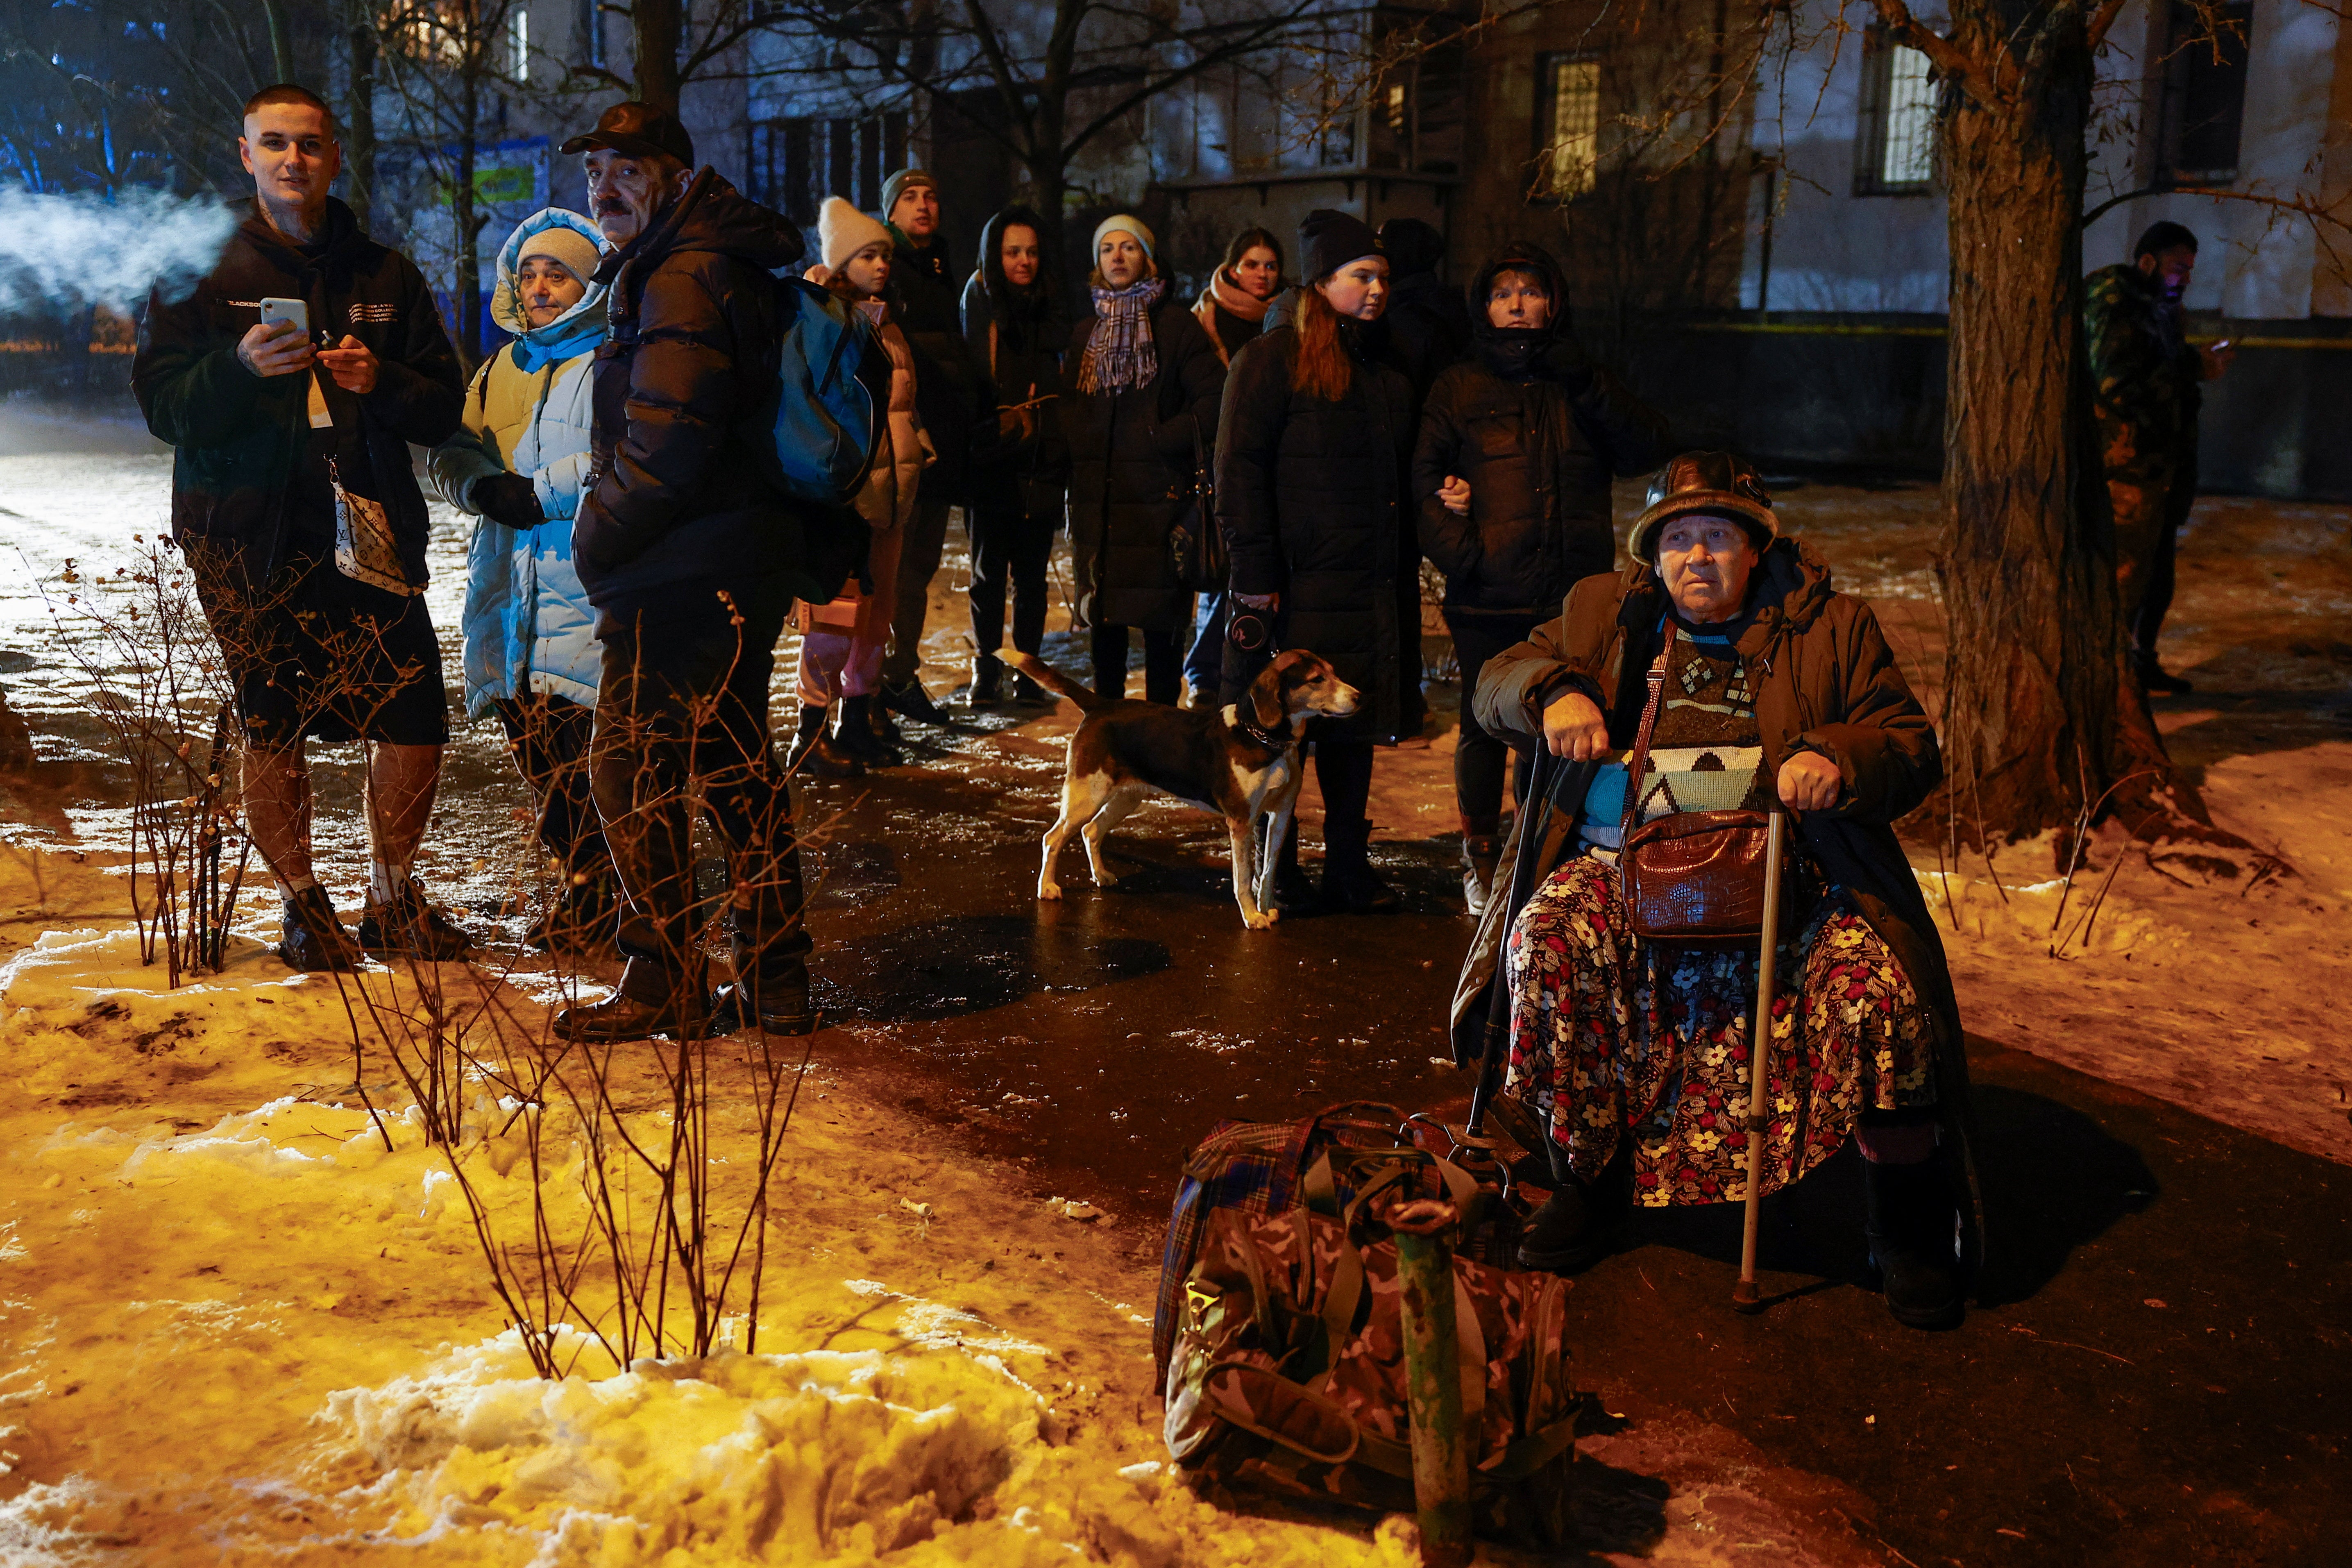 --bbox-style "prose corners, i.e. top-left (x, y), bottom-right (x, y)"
top-left (429, 209), bottom-right (609, 717)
